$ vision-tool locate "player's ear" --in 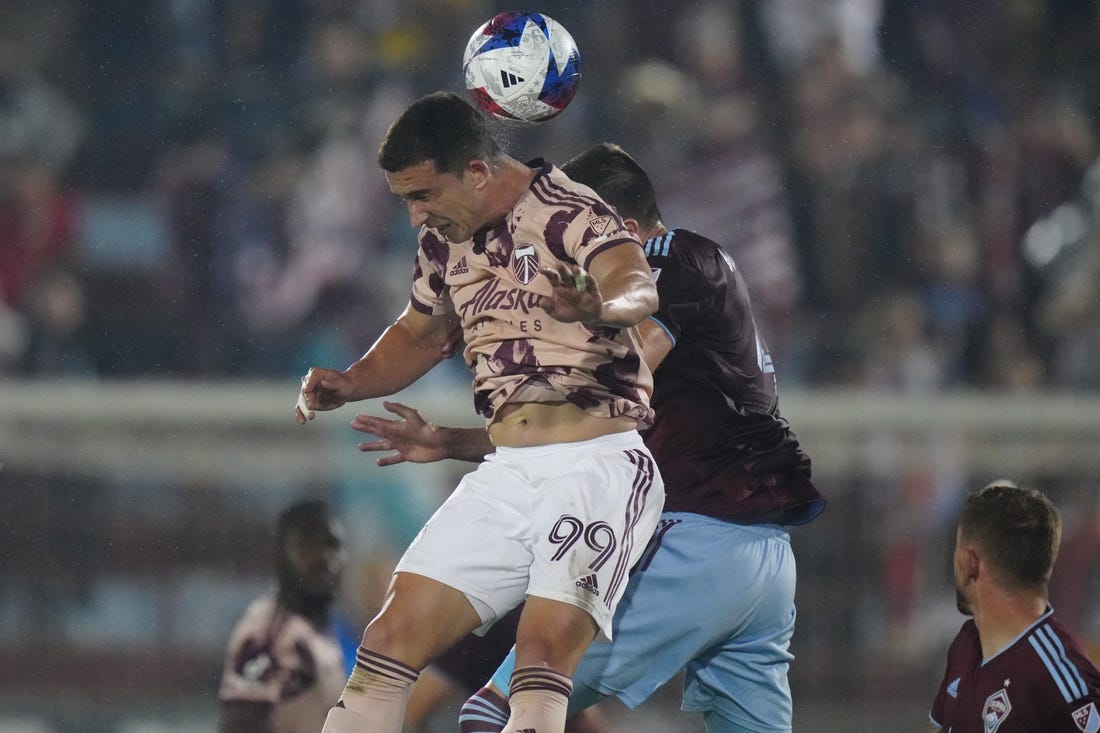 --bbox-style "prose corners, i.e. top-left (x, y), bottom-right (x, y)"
top-left (465, 159), bottom-right (492, 189)
top-left (963, 545), bottom-right (982, 581)
top-left (622, 218), bottom-right (640, 236)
